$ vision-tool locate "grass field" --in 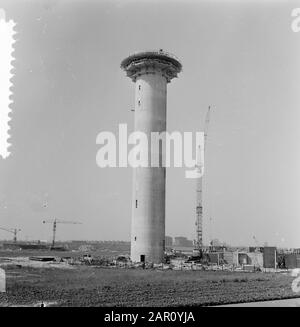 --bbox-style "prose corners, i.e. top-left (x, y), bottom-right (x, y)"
top-left (0, 264), bottom-right (298, 307)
